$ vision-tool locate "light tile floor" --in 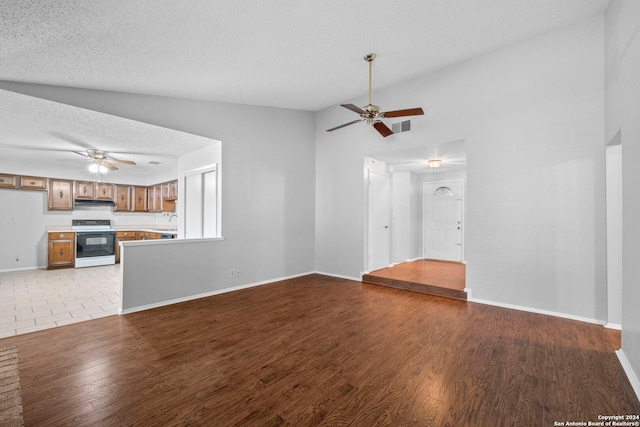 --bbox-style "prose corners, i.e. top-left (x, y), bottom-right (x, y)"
top-left (0, 264), bottom-right (120, 339)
